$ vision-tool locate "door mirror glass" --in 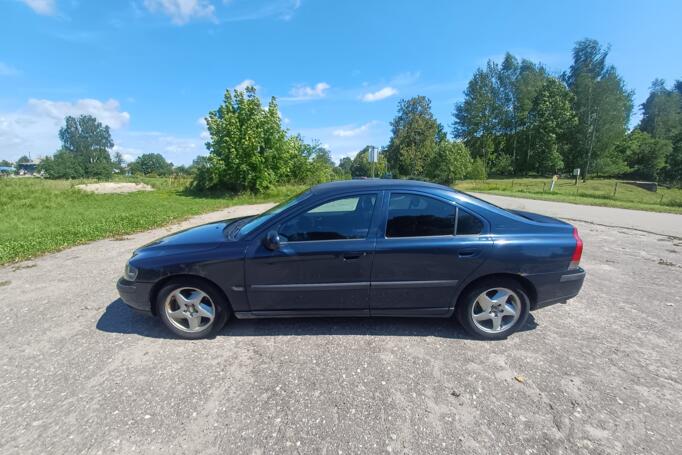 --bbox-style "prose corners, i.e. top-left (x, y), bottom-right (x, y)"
top-left (263, 230), bottom-right (281, 250)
